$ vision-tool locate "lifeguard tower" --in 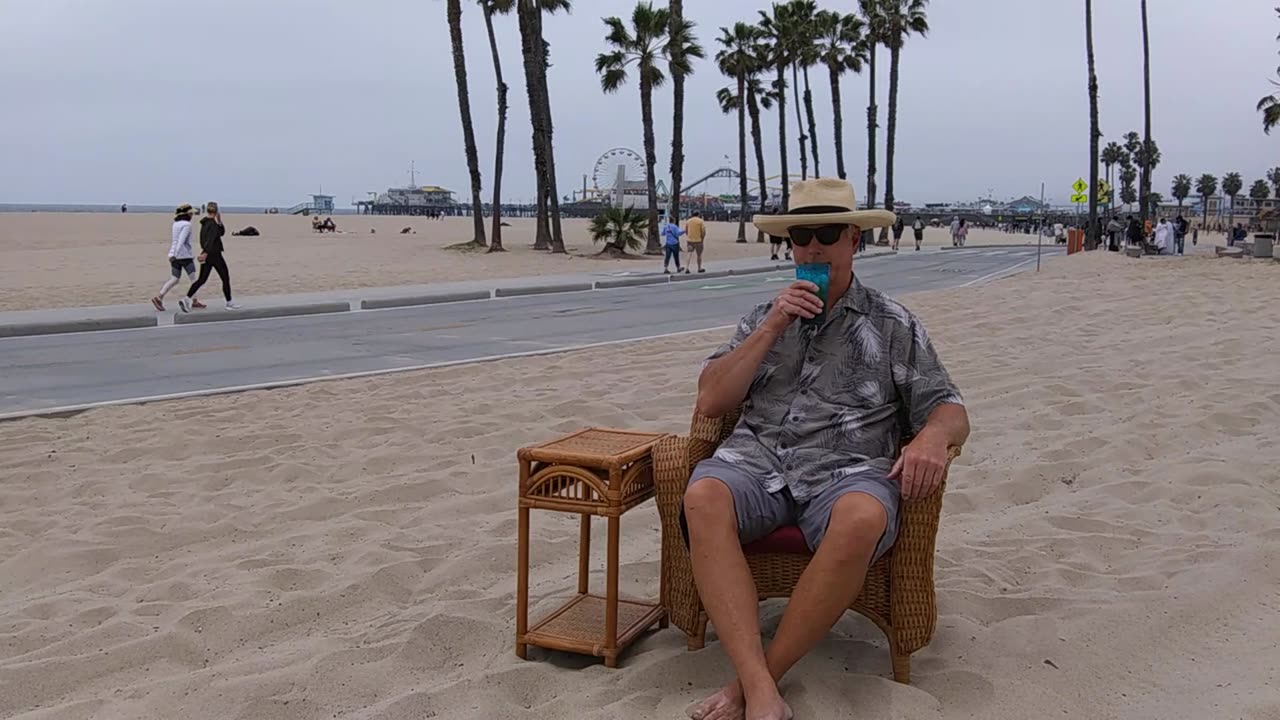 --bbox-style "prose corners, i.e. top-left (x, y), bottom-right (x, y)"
top-left (288, 194), bottom-right (335, 216)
